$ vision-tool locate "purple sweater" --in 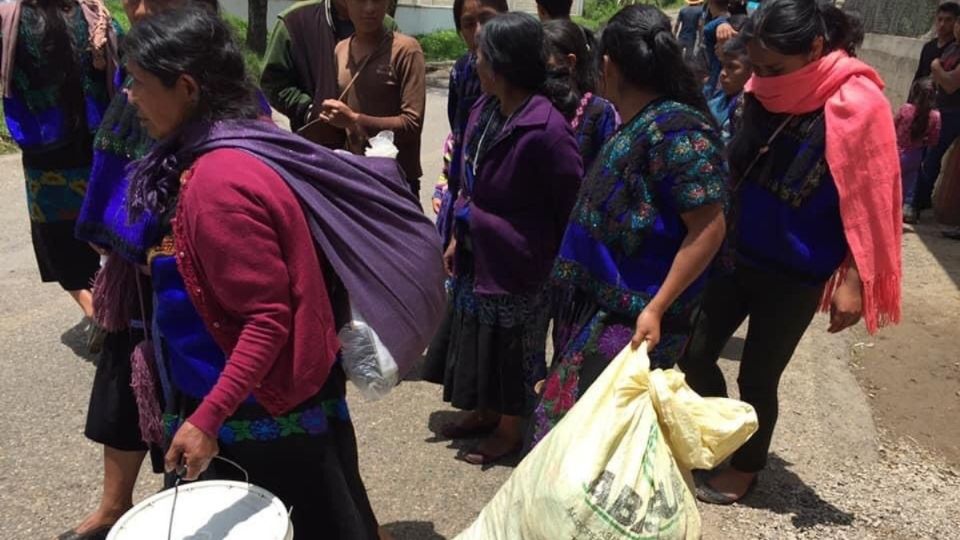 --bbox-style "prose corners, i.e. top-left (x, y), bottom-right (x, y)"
top-left (456, 94), bottom-right (583, 295)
